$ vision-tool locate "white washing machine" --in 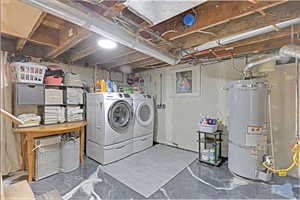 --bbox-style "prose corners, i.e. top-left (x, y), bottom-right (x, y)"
top-left (131, 94), bottom-right (154, 153)
top-left (86, 93), bottom-right (134, 164)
